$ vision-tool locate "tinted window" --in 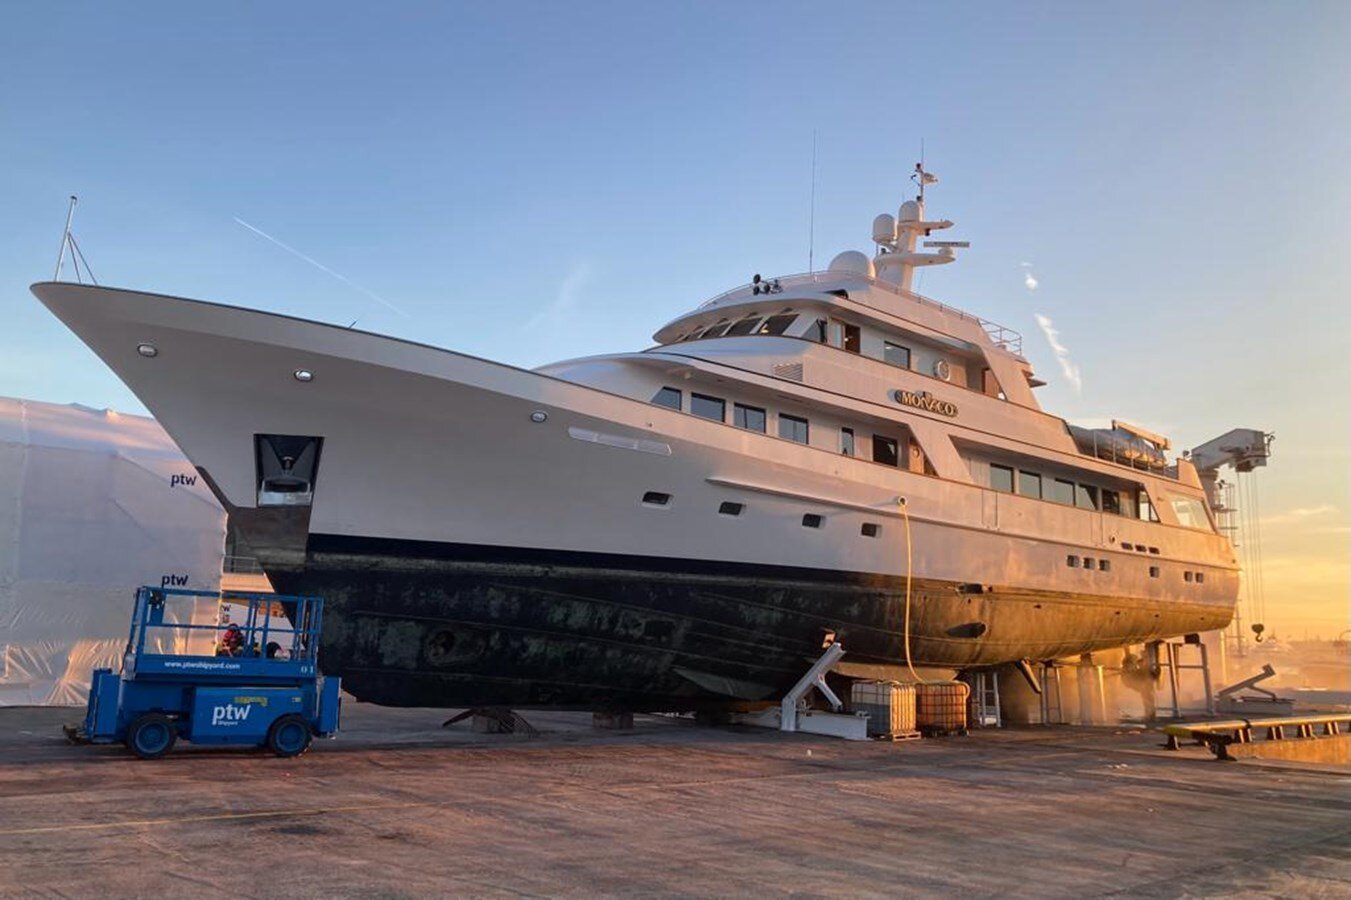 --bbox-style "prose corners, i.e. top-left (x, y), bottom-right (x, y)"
top-left (873, 435), bottom-right (899, 467)
top-left (990, 464), bottom-right (1014, 493)
top-left (1051, 478), bottom-right (1075, 505)
top-left (642, 491), bottom-right (671, 506)
top-left (652, 387), bottom-right (681, 410)
top-left (861, 523), bottom-right (880, 537)
top-left (883, 342), bottom-right (911, 368)
top-left (802, 513), bottom-right (823, 528)
top-left (812, 319), bottom-right (828, 342)
top-left (758, 313), bottom-right (797, 335)
top-left (699, 320), bottom-right (731, 338)
top-left (1075, 484), bottom-right (1099, 510)
top-left (733, 403), bottom-right (766, 433)
top-left (725, 316), bottom-right (763, 336)
top-left (691, 394), bottom-right (725, 422)
top-left (1018, 470), bottom-right (1042, 498)
top-left (718, 501), bottom-right (744, 516)
top-left (1102, 489), bottom-right (1122, 515)
top-left (842, 324), bottom-right (861, 353)
top-left (840, 427), bottom-right (855, 457)
top-left (779, 414), bottom-right (809, 444)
